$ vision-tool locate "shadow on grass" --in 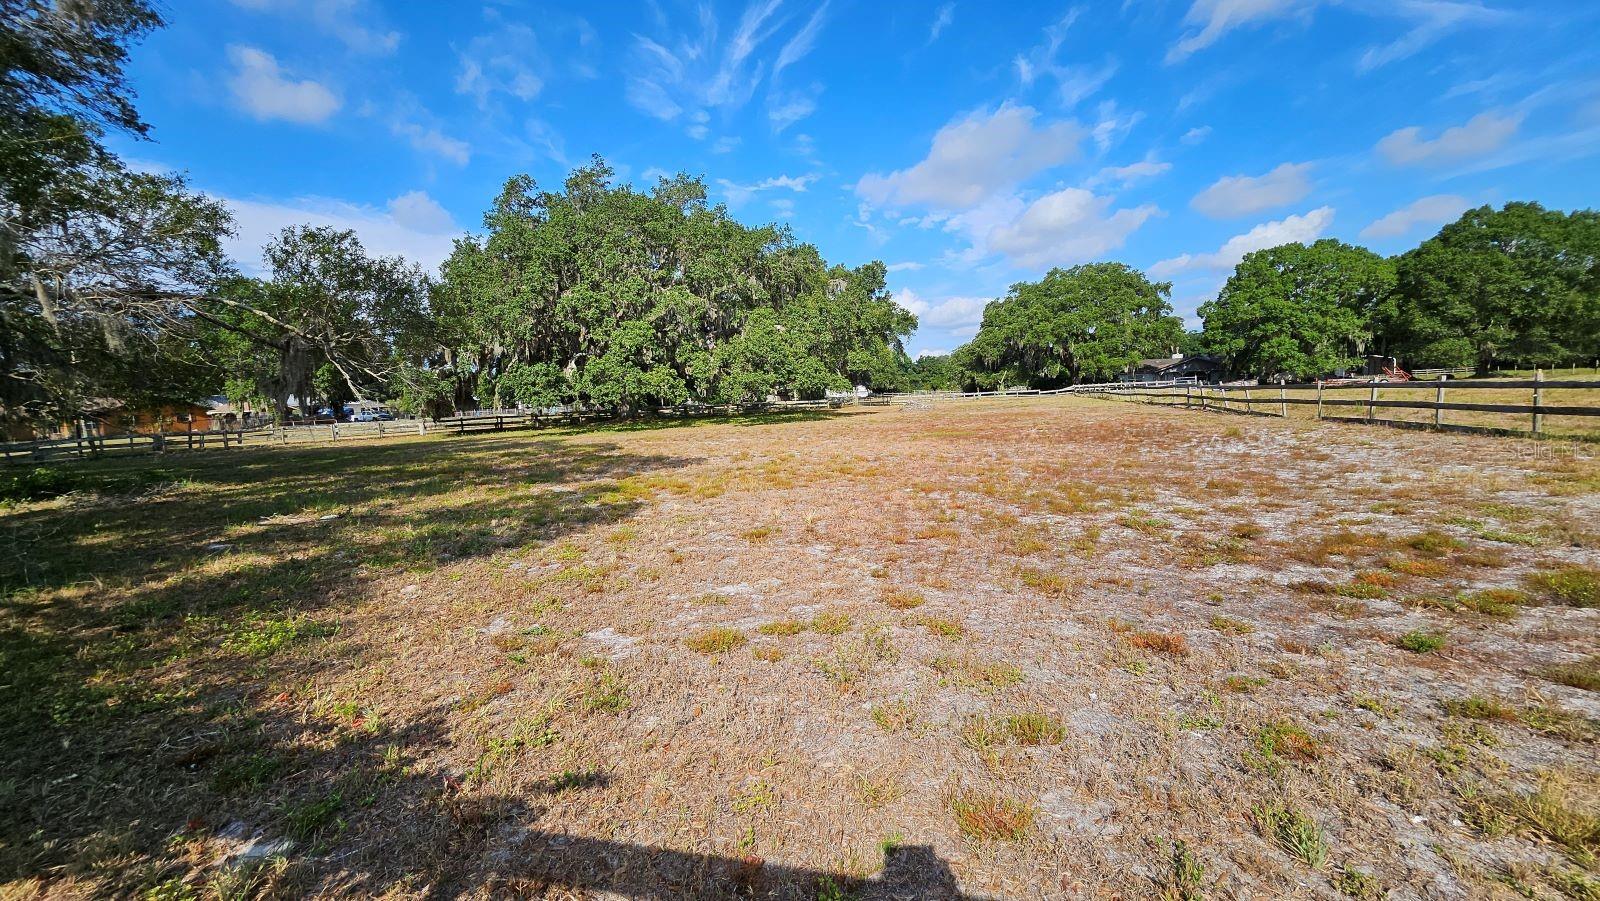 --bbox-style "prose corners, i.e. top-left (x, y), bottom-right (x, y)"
top-left (0, 434), bottom-right (700, 892)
